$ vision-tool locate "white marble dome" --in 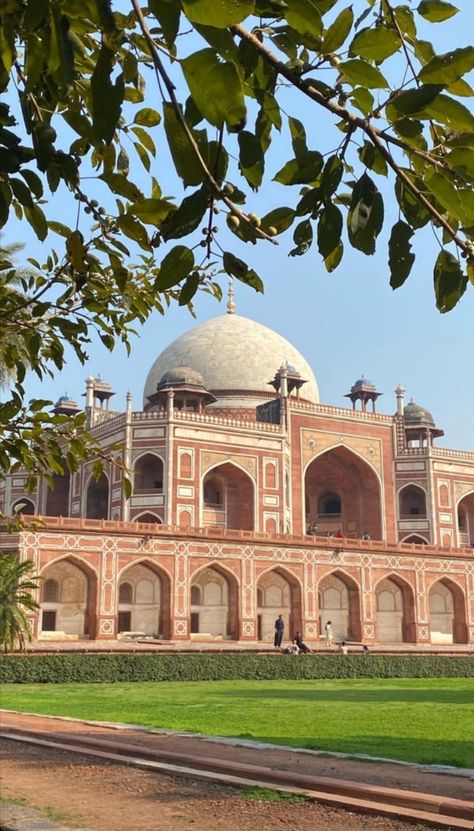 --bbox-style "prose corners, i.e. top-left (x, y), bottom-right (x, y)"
top-left (143, 314), bottom-right (319, 409)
